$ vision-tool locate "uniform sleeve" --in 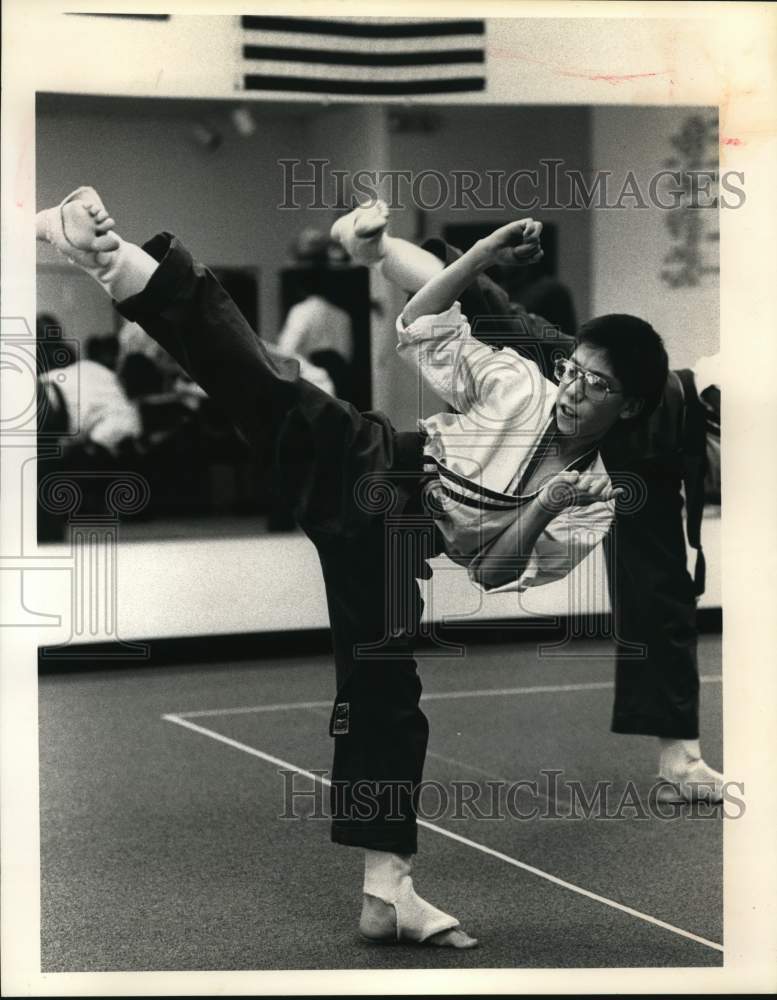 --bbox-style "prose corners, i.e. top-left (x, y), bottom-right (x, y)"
top-left (396, 302), bottom-right (543, 417)
top-left (470, 498), bottom-right (615, 594)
